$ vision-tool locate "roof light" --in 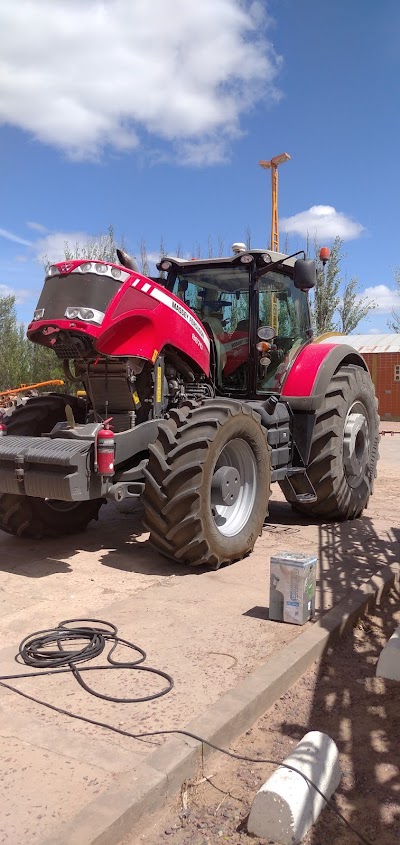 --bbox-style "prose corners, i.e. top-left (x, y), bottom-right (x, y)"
top-left (33, 308), bottom-right (45, 321)
top-left (95, 263), bottom-right (107, 273)
top-left (239, 253), bottom-right (253, 264)
top-left (79, 262), bottom-right (93, 272)
top-left (319, 247), bottom-right (330, 266)
top-left (232, 242), bottom-right (246, 254)
top-left (48, 265), bottom-right (60, 276)
top-left (111, 266), bottom-right (122, 279)
top-left (261, 253), bottom-right (272, 264)
top-left (160, 260), bottom-right (172, 271)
